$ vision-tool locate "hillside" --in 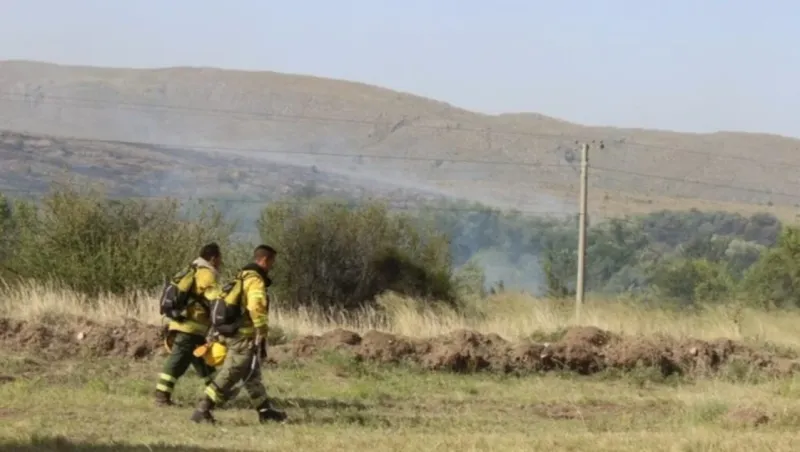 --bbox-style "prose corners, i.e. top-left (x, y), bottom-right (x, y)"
top-left (1, 60), bottom-right (799, 220)
top-left (0, 130), bottom-right (448, 207)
